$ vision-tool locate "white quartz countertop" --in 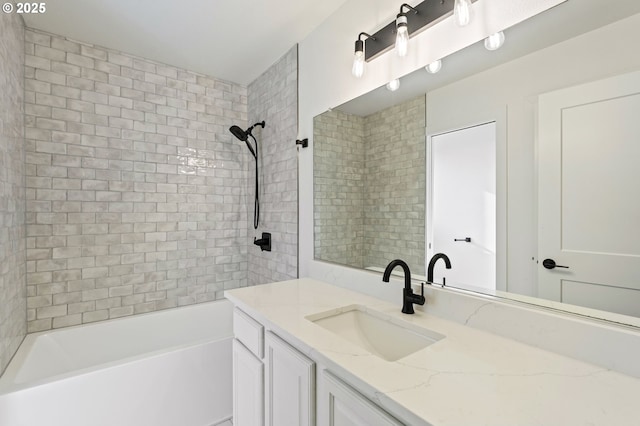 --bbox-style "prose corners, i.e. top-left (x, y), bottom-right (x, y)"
top-left (225, 279), bottom-right (640, 425)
